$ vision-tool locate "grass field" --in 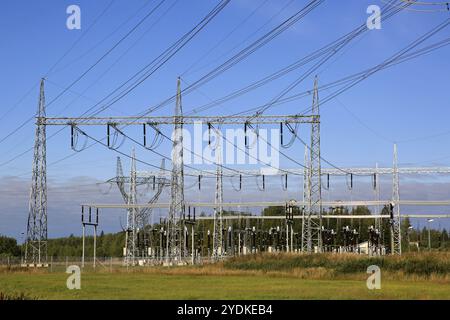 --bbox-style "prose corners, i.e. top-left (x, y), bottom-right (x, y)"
top-left (1, 253), bottom-right (449, 300)
top-left (1, 271), bottom-right (450, 300)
